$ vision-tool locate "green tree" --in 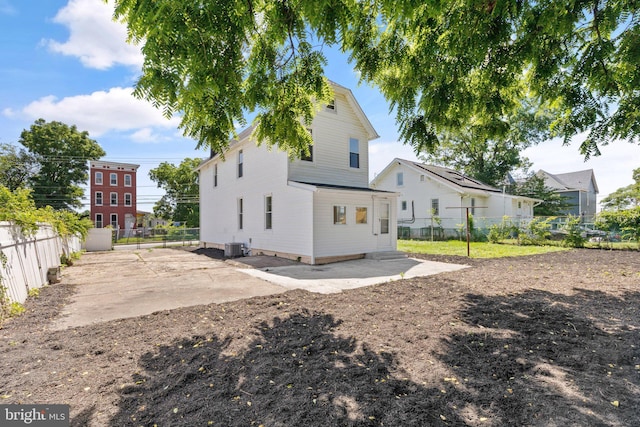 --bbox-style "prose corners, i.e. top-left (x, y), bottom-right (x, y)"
top-left (600, 168), bottom-right (640, 210)
top-left (508, 174), bottom-right (571, 217)
top-left (418, 104), bottom-right (551, 187)
top-left (112, 0), bottom-right (639, 158)
top-left (19, 119), bottom-right (105, 210)
top-left (0, 143), bottom-right (38, 191)
top-left (149, 158), bottom-right (201, 227)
